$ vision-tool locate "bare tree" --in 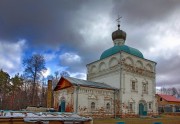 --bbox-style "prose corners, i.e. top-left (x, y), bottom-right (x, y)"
top-left (172, 87), bottom-right (179, 97)
top-left (54, 71), bottom-right (59, 80)
top-left (23, 54), bottom-right (46, 106)
top-left (60, 71), bottom-right (70, 77)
